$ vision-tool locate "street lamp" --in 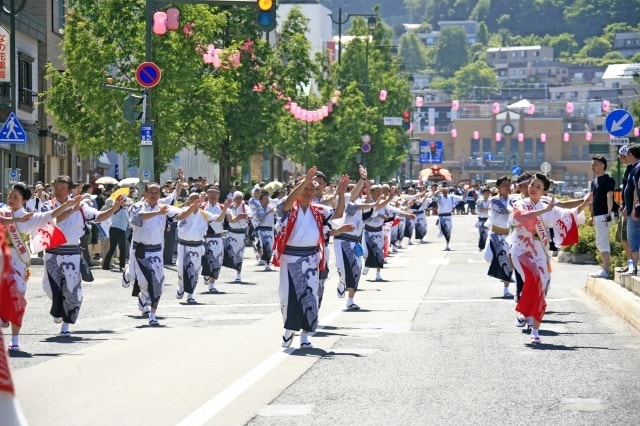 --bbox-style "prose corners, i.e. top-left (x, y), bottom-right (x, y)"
top-left (328, 7), bottom-right (377, 65)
